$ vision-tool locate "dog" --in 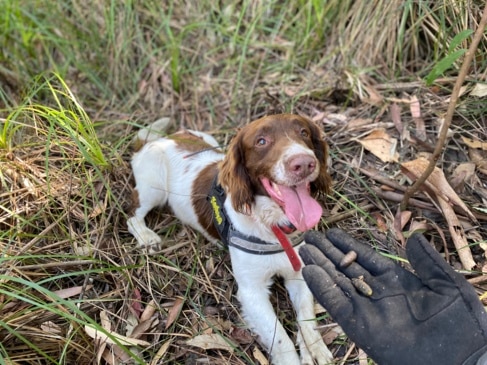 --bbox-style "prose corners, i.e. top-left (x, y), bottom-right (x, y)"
top-left (127, 114), bottom-right (333, 364)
